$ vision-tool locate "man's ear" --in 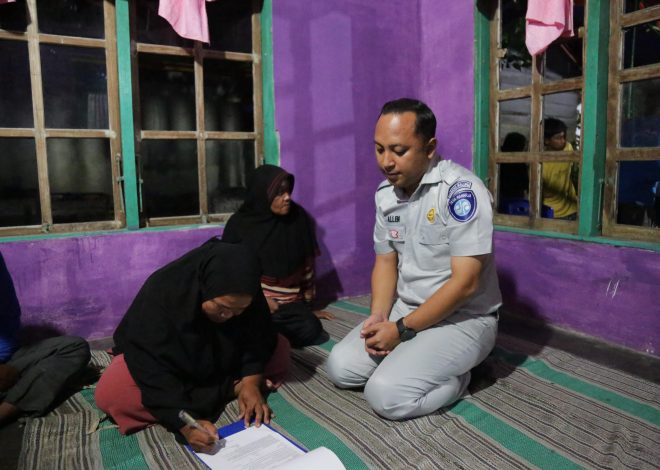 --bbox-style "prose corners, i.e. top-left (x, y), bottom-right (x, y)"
top-left (426, 137), bottom-right (437, 159)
